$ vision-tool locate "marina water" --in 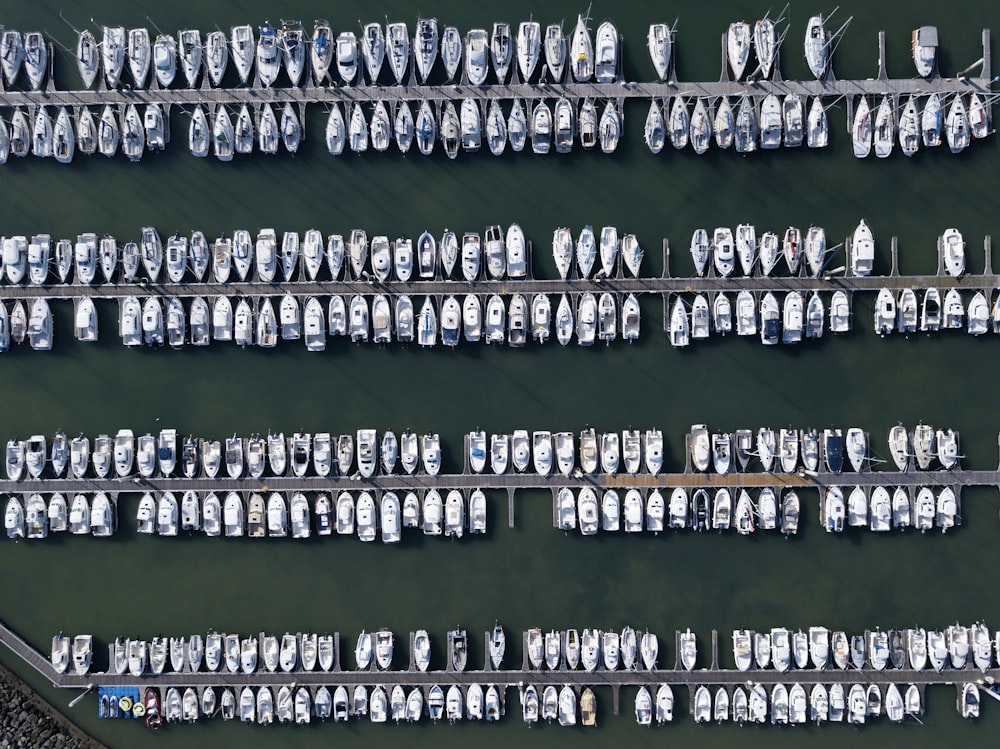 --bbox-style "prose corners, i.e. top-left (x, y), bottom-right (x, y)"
top-left (0, 0), bottom-right (998, 746)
